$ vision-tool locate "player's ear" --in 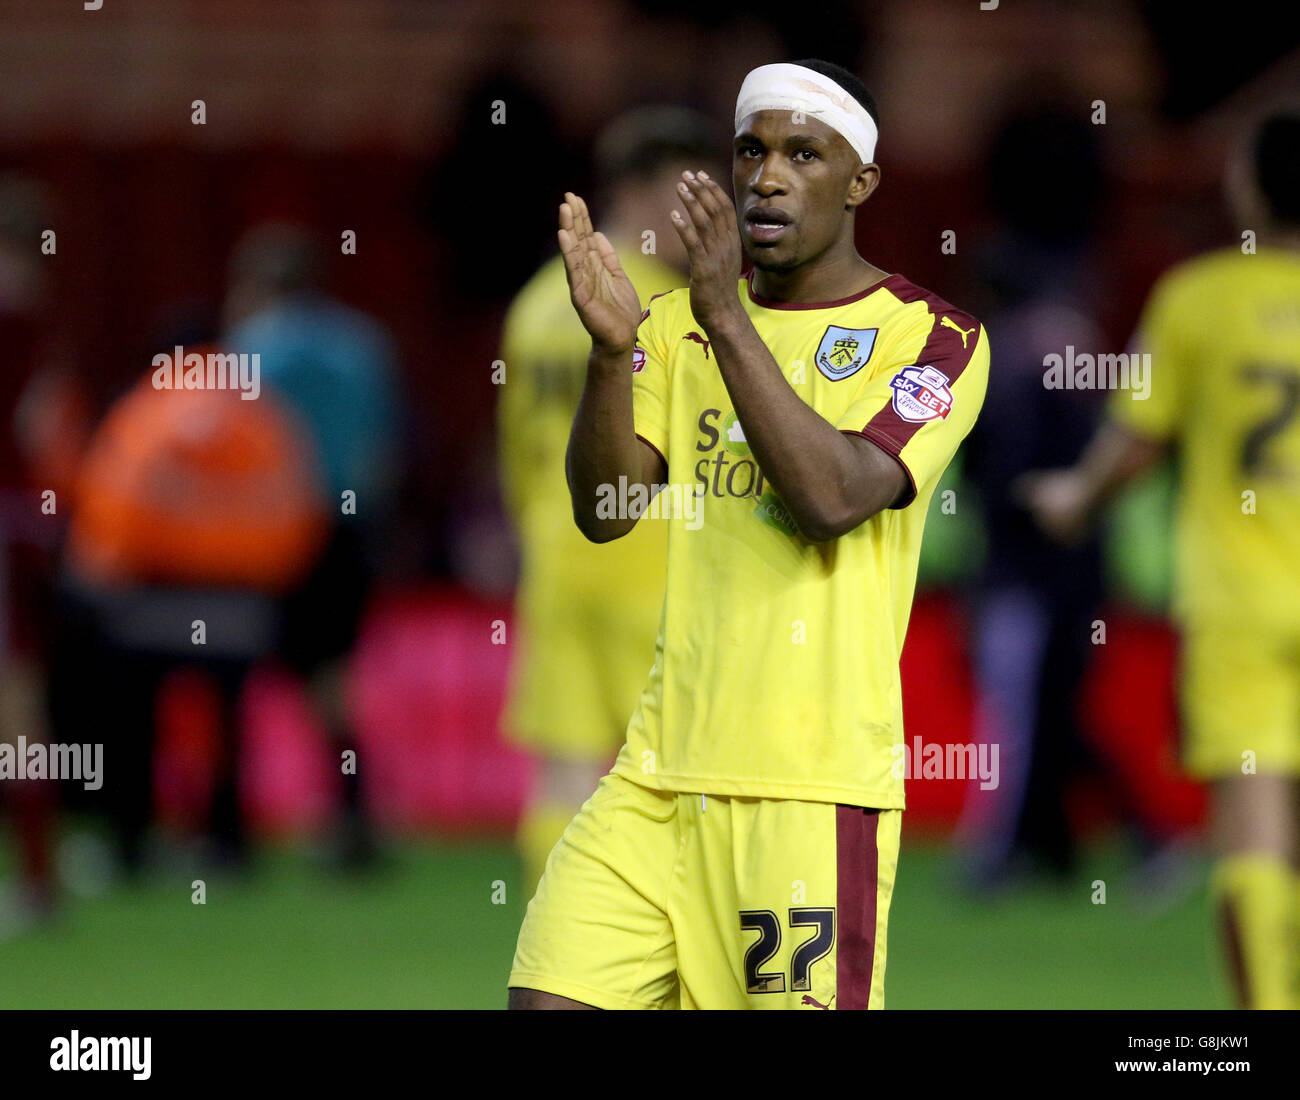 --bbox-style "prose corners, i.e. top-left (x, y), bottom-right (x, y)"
top-left (845, 163), bottom-right (880, 211)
